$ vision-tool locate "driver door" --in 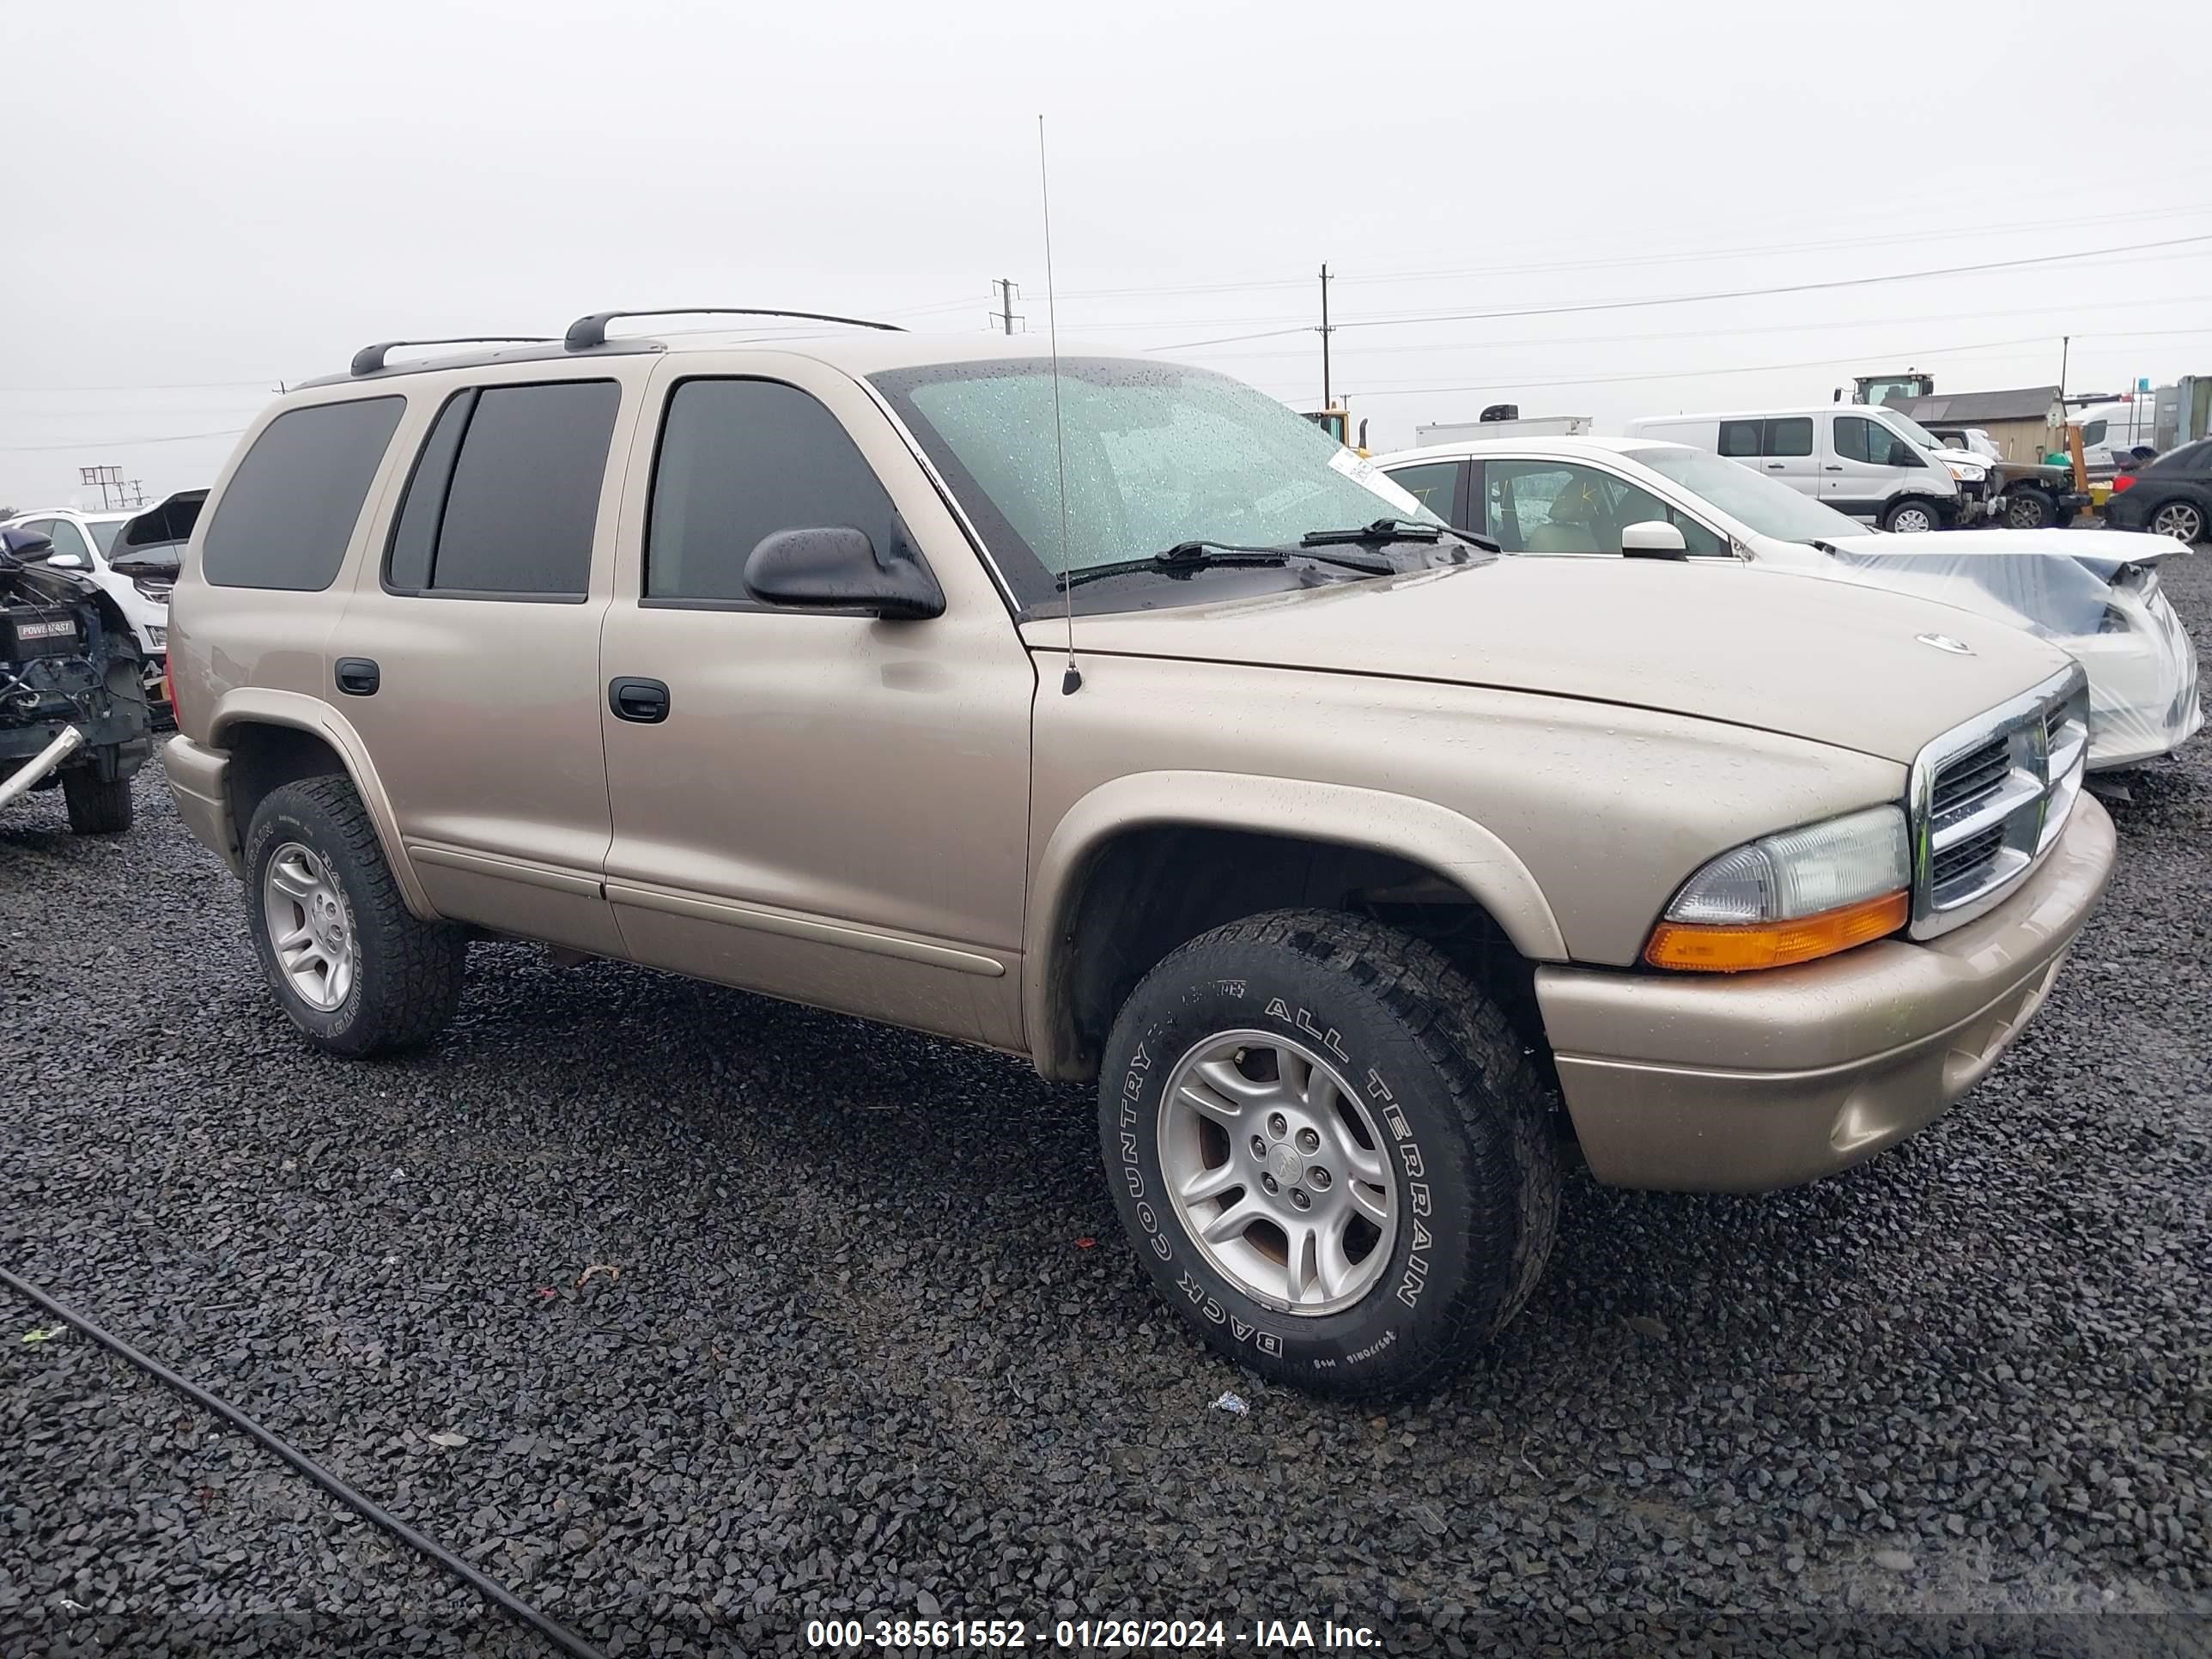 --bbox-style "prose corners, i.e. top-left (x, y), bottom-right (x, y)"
top-left (595, 353), bottom-right (1036, 1048)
